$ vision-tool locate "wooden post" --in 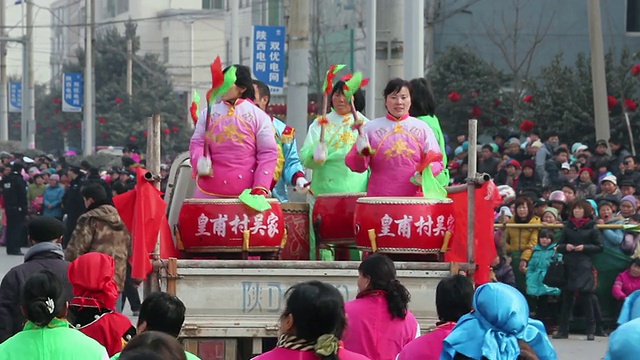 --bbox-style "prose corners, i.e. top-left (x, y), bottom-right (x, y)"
top-left (167, 257), bottom-right (178, 296)
top-left (467, 119), bottom-right (478, 282)
top-left (143, 114), bottom-right (162, 299)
